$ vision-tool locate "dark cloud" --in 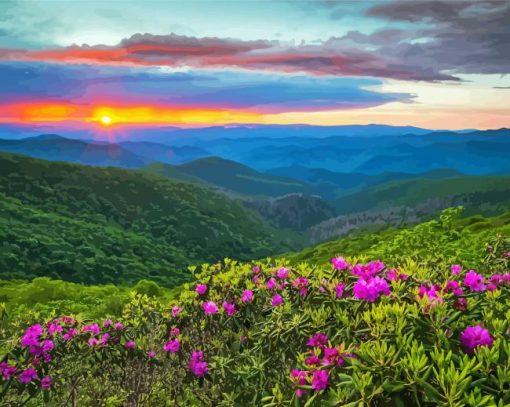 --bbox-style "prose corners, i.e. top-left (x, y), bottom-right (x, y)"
top-left (365, 0), bottom-right (510, 76)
